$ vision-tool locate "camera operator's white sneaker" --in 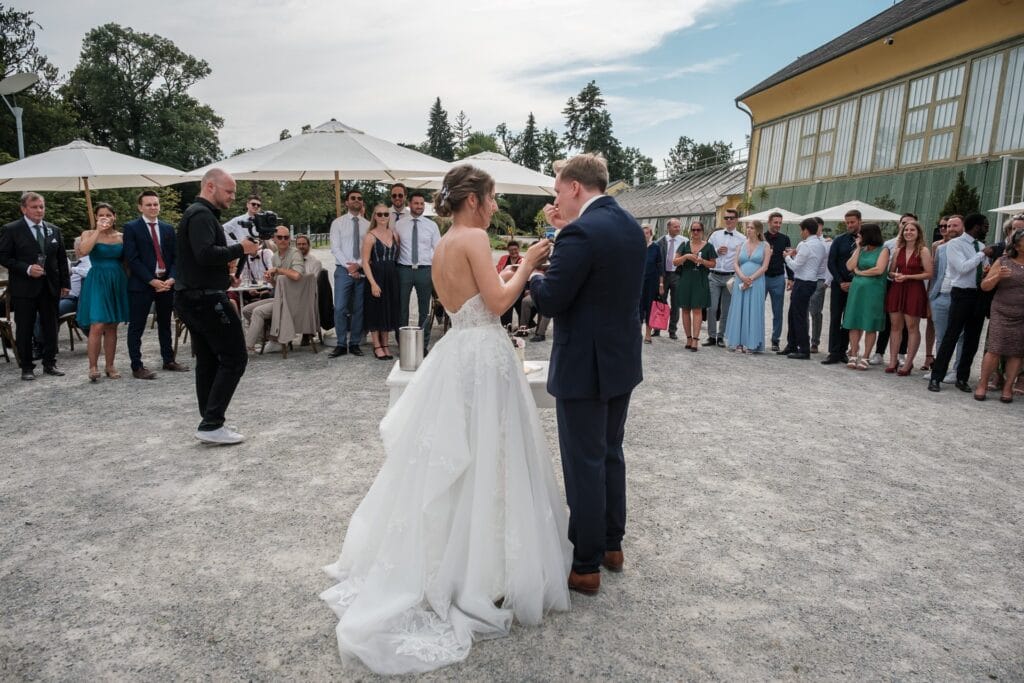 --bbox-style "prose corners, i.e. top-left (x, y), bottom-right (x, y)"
top-left (868, 352), bottom-right (883, 365)
top-left (195, 426), bottom-right (245, 445)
